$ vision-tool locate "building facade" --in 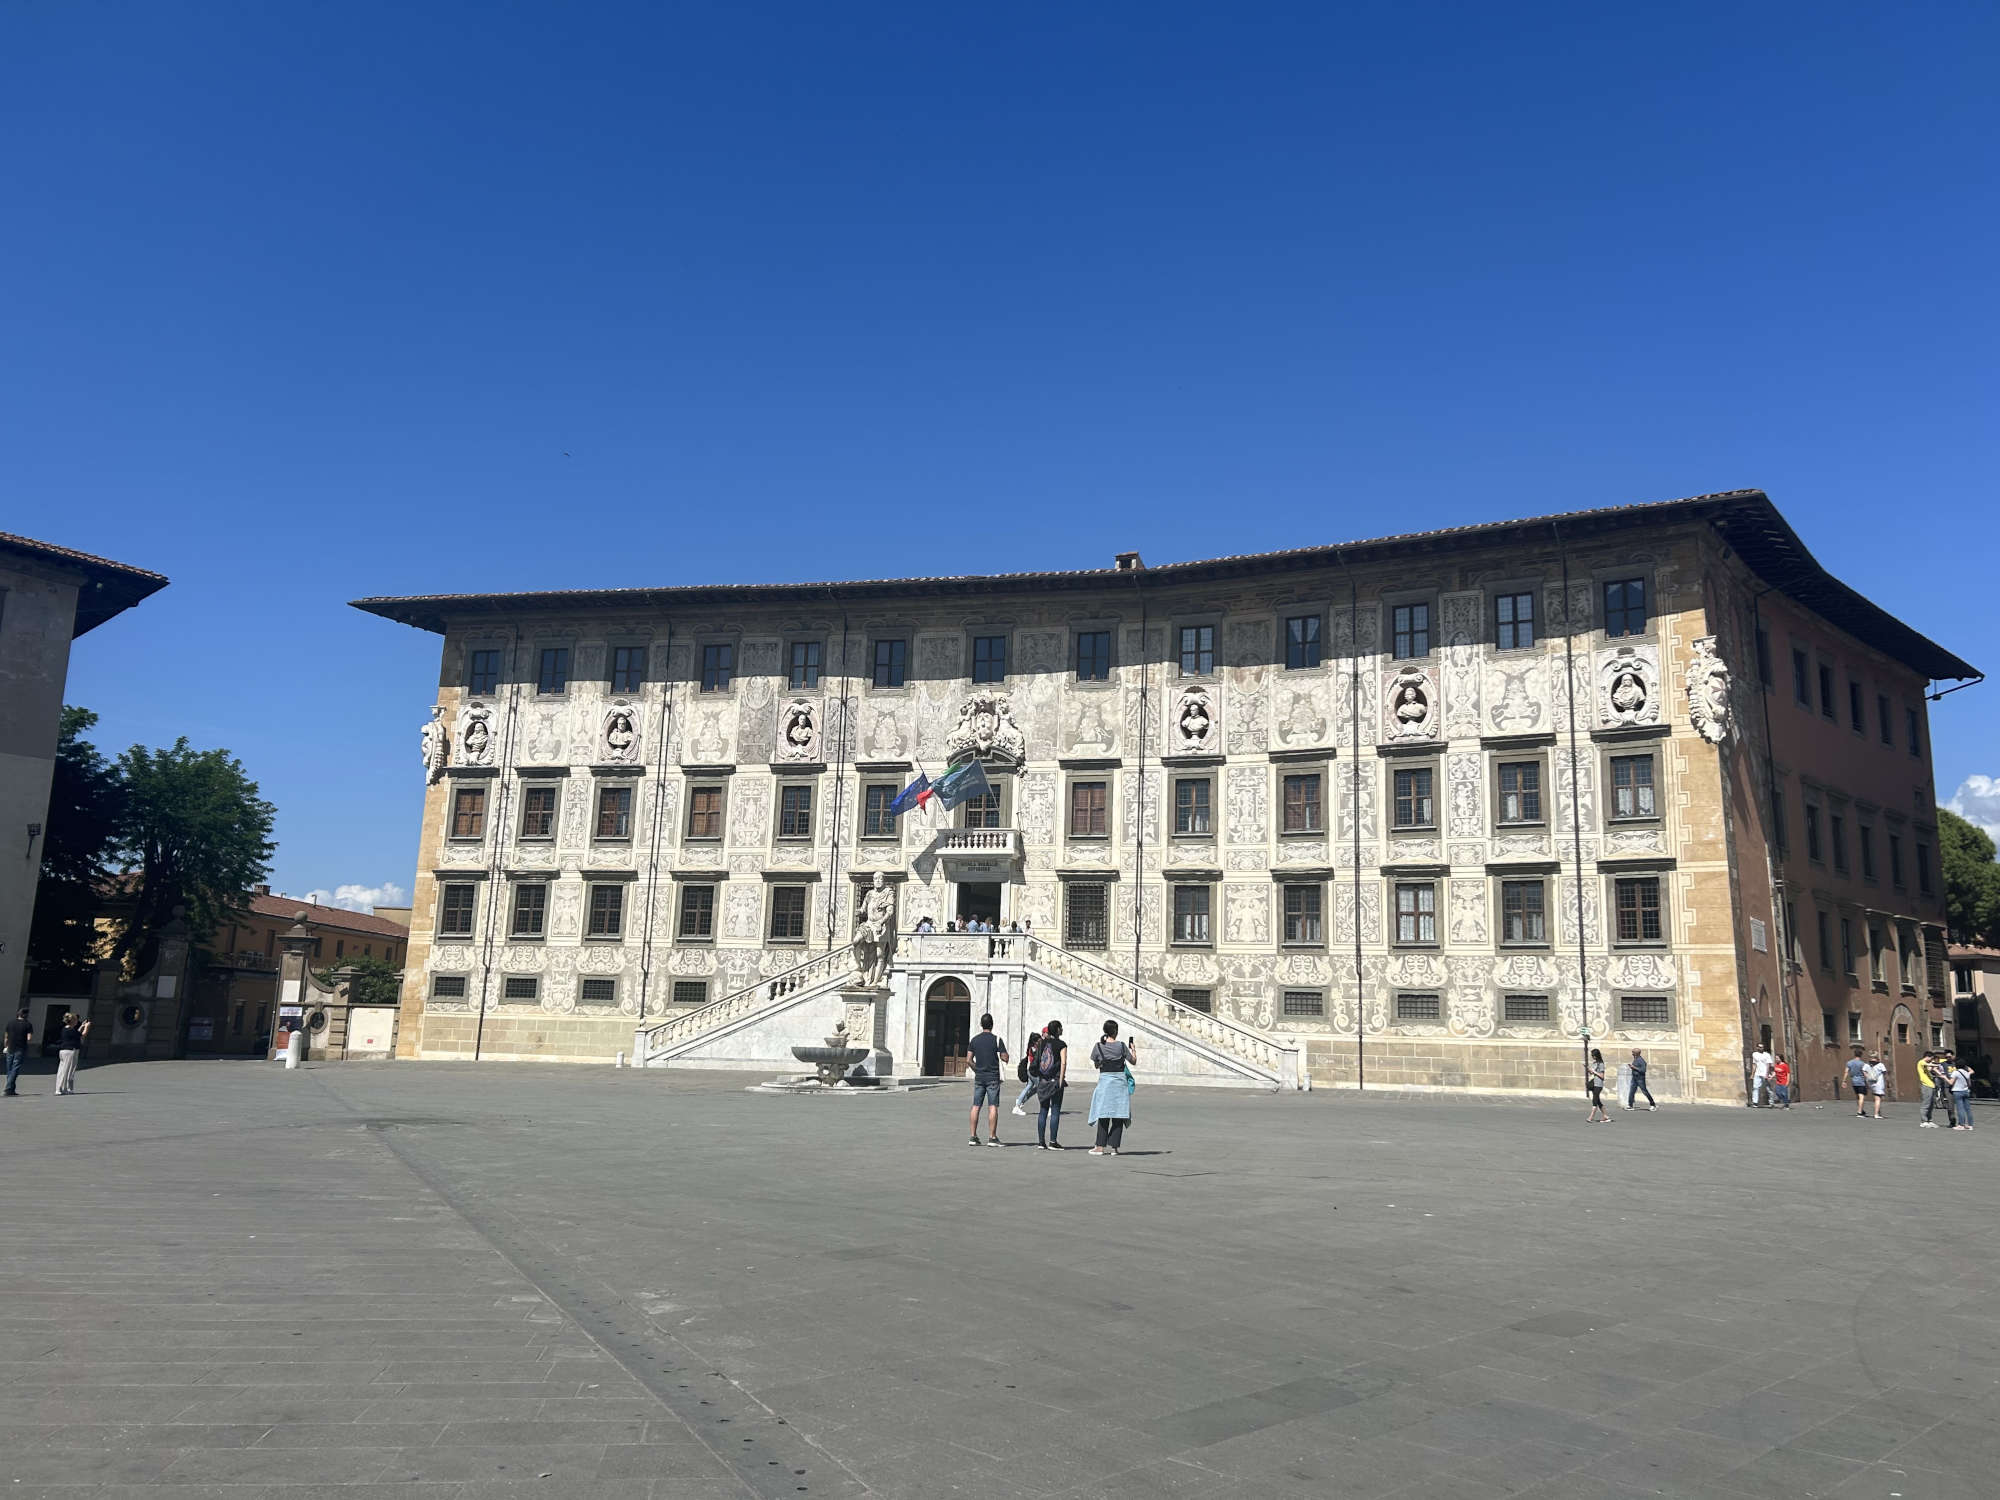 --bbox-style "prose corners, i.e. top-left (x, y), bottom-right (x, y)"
top-left (355, 490), bottom-right (1974, 1101)
top-left (1, 532), bottom-right (166, 1021)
